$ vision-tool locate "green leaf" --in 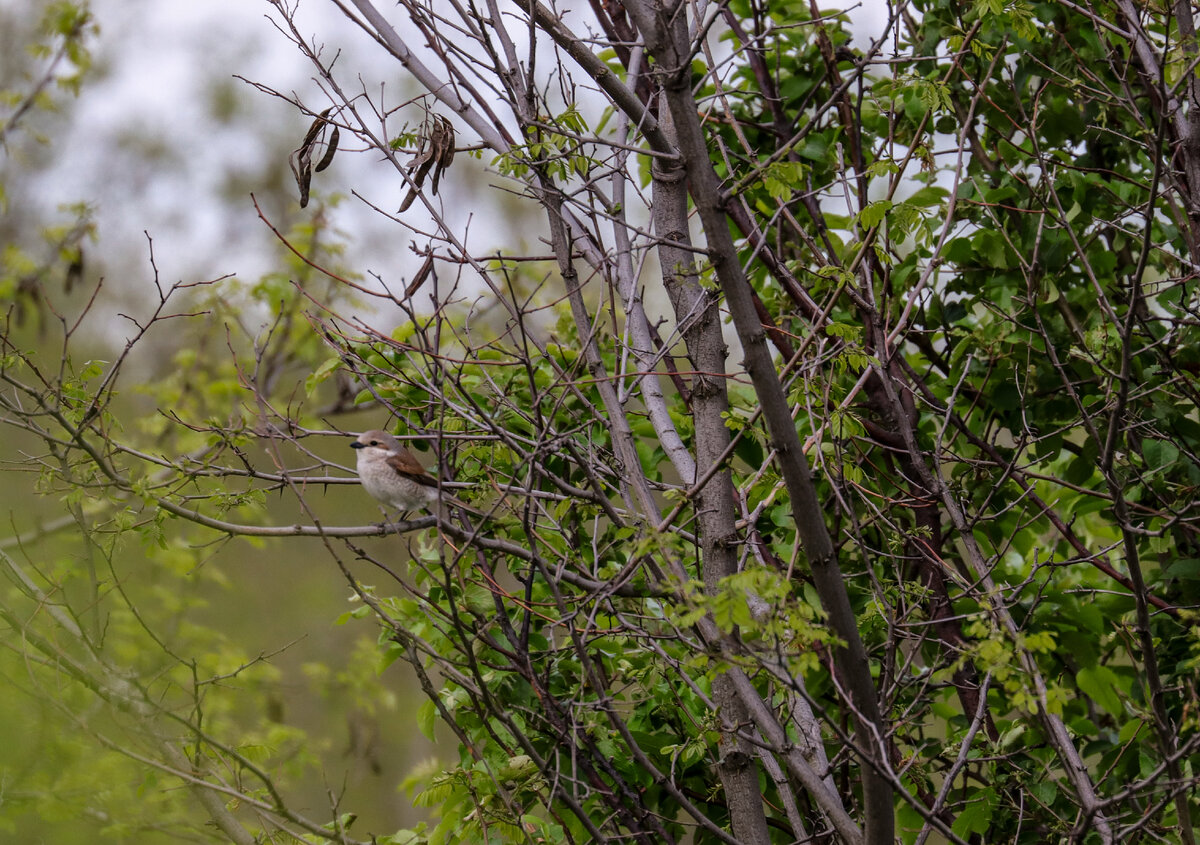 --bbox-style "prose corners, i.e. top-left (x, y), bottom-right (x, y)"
top-left (972, 230), bottom-right (1010, 269)
top-left (858, 199), bottom-right (893, 229)
top-left (951, 793), bottom-right (993, 837)
top-left (1164, 558), bottom-right (1200, 580)
top-left (824, 321), bottom-right (861, 341)
top-left (78, 359), bottom-right (106, 380)
top-left (762, 160), bottom-right (807, 200)
top-left (1142, 439), bottom-right (1179, 471)
top-left (990, 381), bottom-right (1021, 411)
top-left (305, 356), bottom-right (342, 396)
top-left (334, 605), bottom-right (372, 625)
top-left (417, 698), bottom-right (438, 742)
top-left (1076, 664), bottom-right (1124, 717)
top-left (1029, 780), bottom-right (1058, 806)
top-left (904, 185), bottom-right (949, 207)
top-left (1064, 455), bottom-right (1096, 486)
